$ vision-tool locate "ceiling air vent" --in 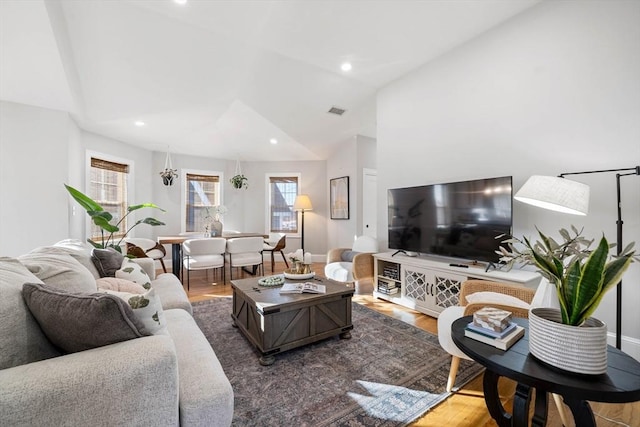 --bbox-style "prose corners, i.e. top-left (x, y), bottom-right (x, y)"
top-left (327, 106), bottom-right (346, 116)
